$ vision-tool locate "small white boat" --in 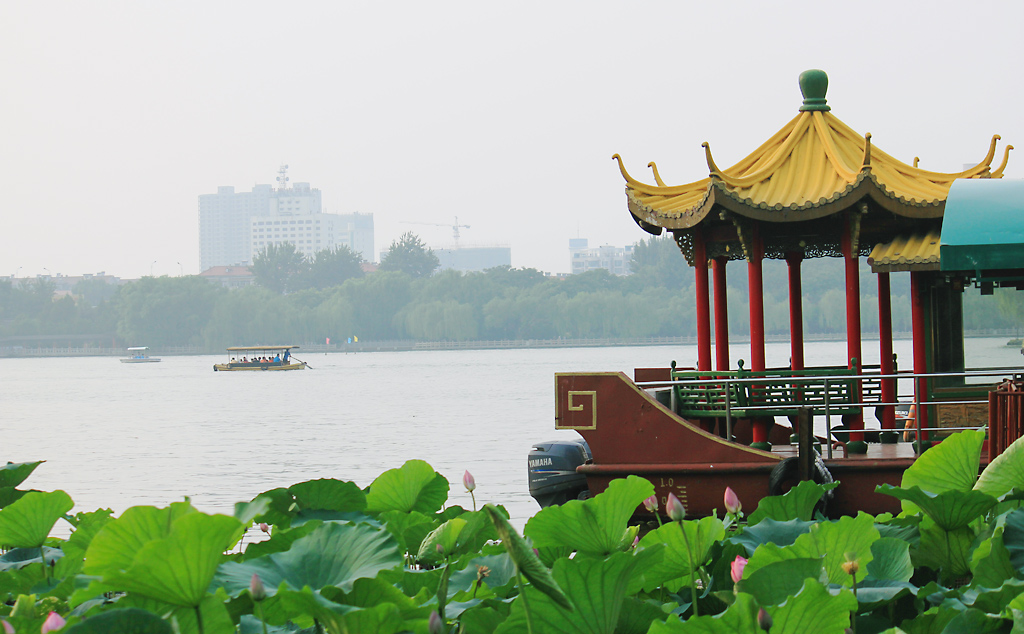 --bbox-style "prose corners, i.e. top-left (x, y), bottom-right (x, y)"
top-left (120, 347), bottom-right (161, 363)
